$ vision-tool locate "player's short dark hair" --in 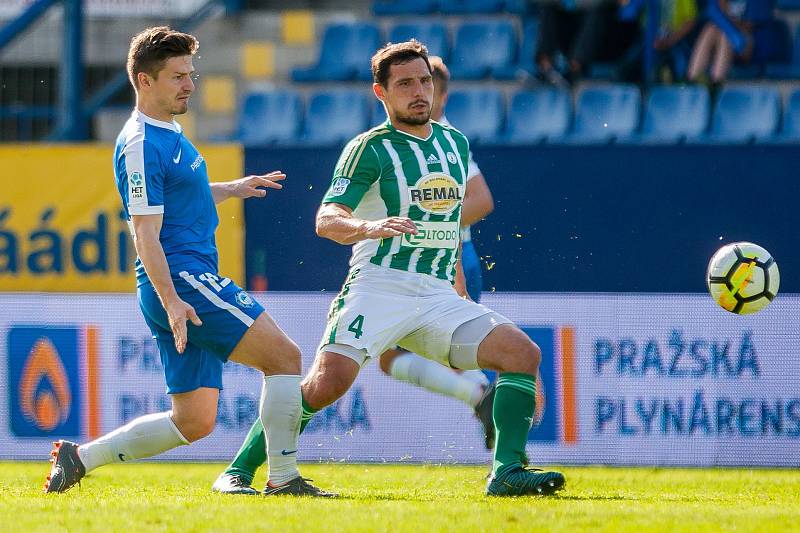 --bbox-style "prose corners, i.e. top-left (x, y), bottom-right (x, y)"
top-left (127, 26), bottom-right (199, 89)
top-left (429, 56), bottom-right (449, 94)
top-left (371, 39), bottom-right (431, 88)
